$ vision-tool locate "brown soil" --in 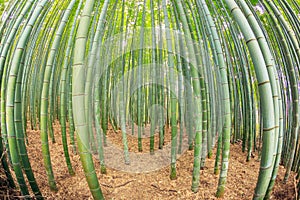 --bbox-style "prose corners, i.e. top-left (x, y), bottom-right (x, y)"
top-left (1, 122), bottom-right (297, 199)
top-left (0, 168), bottom-right (21, 199)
